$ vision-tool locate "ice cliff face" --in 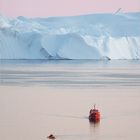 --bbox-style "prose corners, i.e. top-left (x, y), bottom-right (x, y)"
top-left (0, 12), bottom-right (140, 59)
